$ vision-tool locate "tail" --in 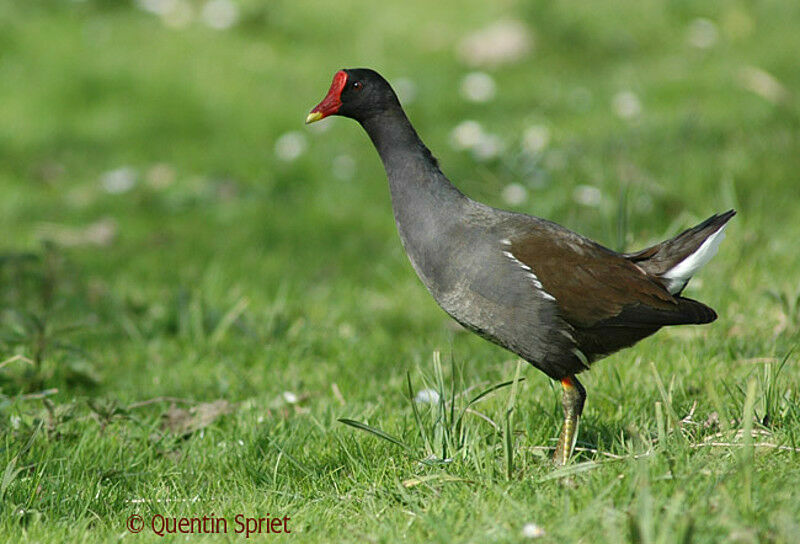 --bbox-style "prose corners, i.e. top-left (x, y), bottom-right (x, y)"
top-left (625, 210), bottom-right (736, 295)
